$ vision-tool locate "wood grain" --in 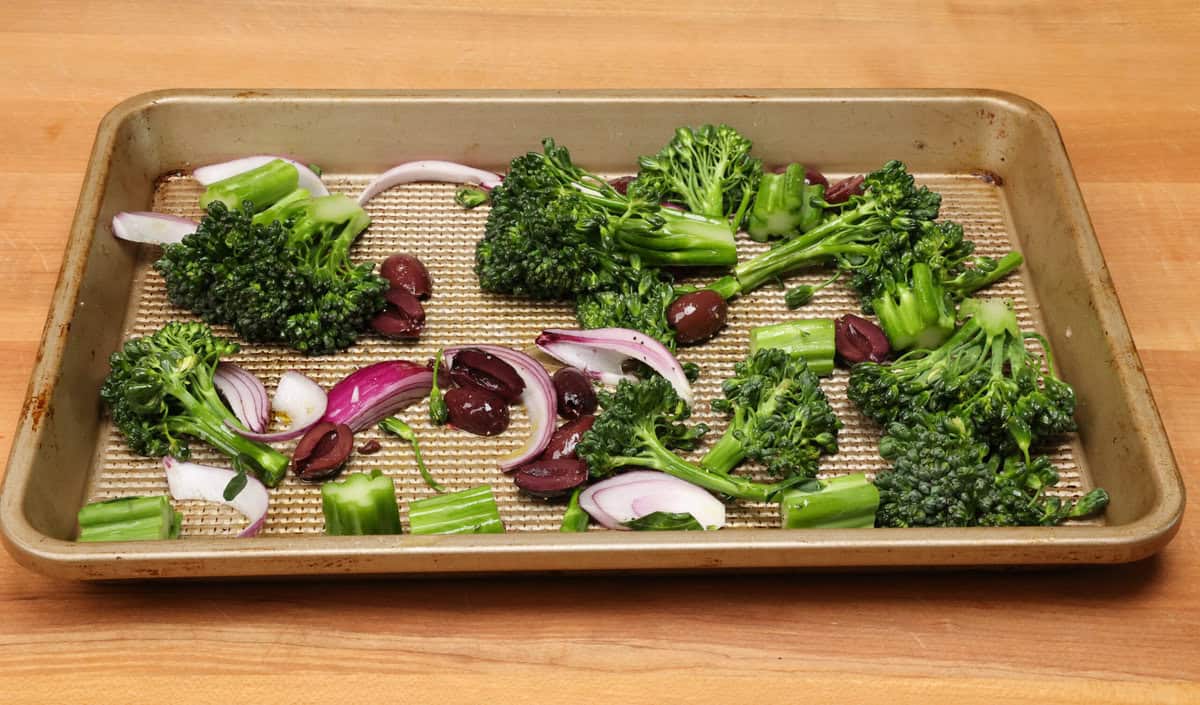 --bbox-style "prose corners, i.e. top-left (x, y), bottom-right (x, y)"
top-left (0, 1), bottom-right (1197, 702)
